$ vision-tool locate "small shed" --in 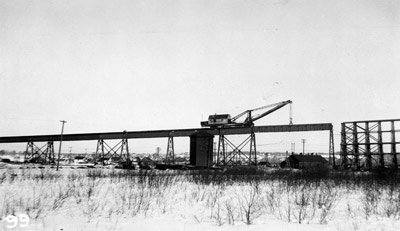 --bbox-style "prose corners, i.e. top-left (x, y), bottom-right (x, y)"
top-left (74, 156), bottom-right (86, 164)
top-left (140, 157), bottom-right (156, 166)
top-left (285, 154), bottom-right (328, 169)
top-left (175, 157), bottom-right (189, 165)
top-left (189, 131), bottom-right (214, 167)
